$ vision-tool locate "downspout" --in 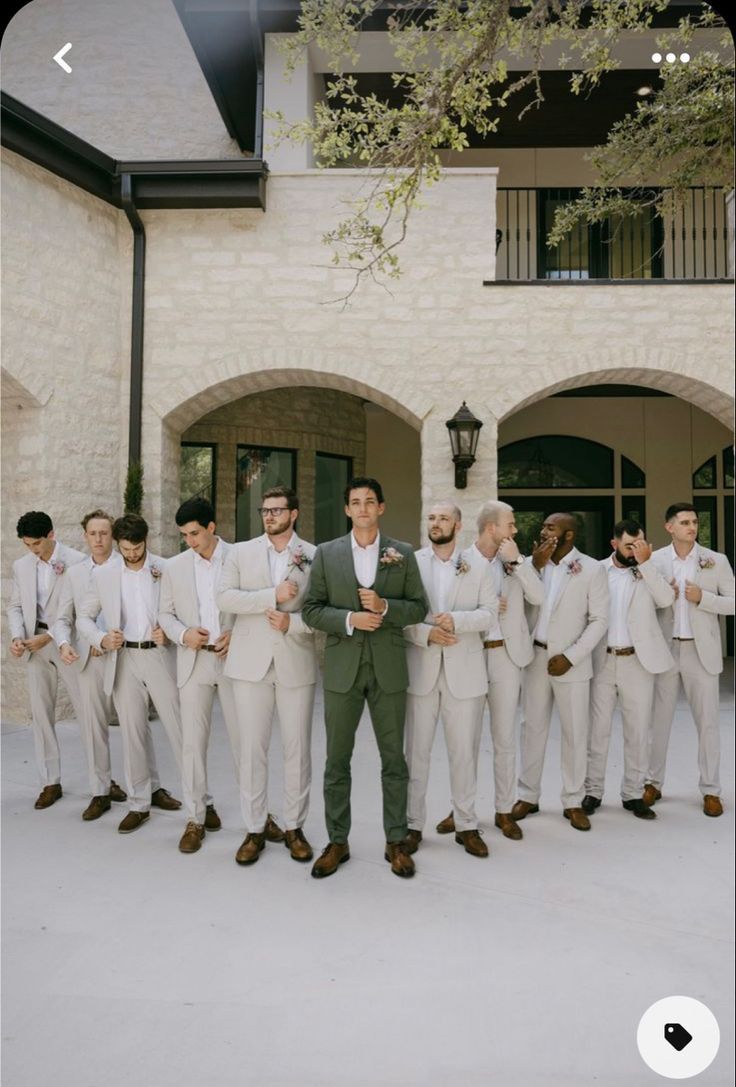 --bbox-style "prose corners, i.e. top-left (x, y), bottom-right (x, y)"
top-left (249, 0), bottom-right (264, 159)
top-left (120, 173), bottom-right (145, 466)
